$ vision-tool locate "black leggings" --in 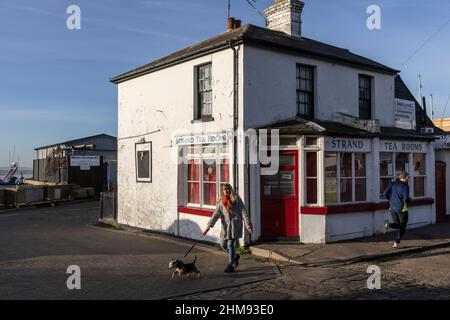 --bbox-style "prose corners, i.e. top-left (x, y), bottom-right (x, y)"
top-left (389, 210), bottom-right (409, 244)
